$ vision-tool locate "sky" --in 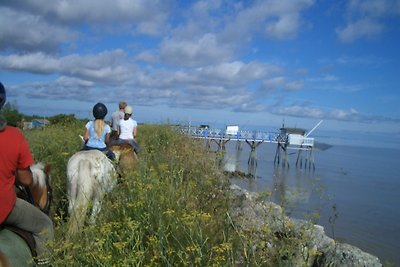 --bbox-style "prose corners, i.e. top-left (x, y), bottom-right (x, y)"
top-left (0, 0), bottom-right (399, 148)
